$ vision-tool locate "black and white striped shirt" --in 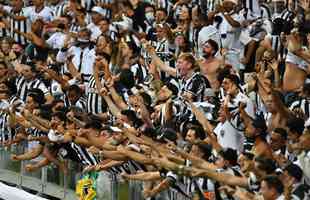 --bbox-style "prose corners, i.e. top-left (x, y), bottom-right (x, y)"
top-left (9, 10), bottom-right (29, 46)
top-left (179, 71), bottom-right (210, 102)
top-left (26, 127), bottom-right (47, 137)
top-left (0, 15), bottom-right (9, 38)
top-left (0, 96), bottom-right (23, 143)
top-left (156, 0), bottom-right (173, 15)
top-left (81, 0), bottom-right (95, 12)
top-left (86, 75), bottom-right (107, 114)
top-left (108, 143), bottom-right (145, 175)
top-left (94, 0), bottom-right (114, 19)
top-left (130, 63), bottom-right (148, 85)
top-left (69, 23), bottom-right (82, 33)
top-left (273, 9), bottom-right (294, 22)
top-left (15, 76), bottom-right (50, 102)
top-left (153, 38), bottom-right (175, 79)
top-left (290, 98), bottom-right (310, 119)
top-left (64, 95), bottom-right (87, 111)
top-left (109, 160), bottom-right (144, 175)
top-left (50, 1), bottom-right (68, 18)
top-left (70, 142), bottom-right (99, 166)
top-left (270, 35), bottom-right (281, 54)
top-left (188, 26), bottom-right (201, 55)
top-left (260, 4), bottom-right (271, 19)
